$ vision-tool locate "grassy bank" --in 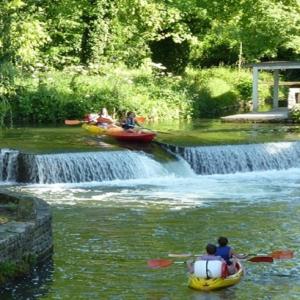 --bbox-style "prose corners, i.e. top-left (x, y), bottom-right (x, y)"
top-left (0, 63), bottom-right (275, 125)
